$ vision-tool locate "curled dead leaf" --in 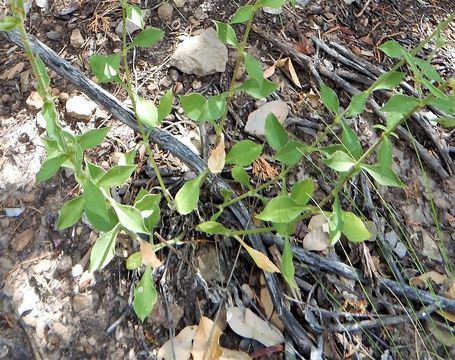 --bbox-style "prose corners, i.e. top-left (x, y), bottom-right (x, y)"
top-left (208, 135), bottom-right (225, 174)
top-left (157, 325), bottom-right (198, 360)
top-left (236, 237), bottom-right (280, 273)
top-left (302, 214), bottom-right (330, 251)
top-left (226, 307), bottom-right (284, 347)
top-left (192, 316), bottom-right (223, 360)
top-left (140, 240), bottom-right (162, 268)
top-left (275, 57), bottom-right (301, 88)
top-left (409, 270), bottom-right (447, 288)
